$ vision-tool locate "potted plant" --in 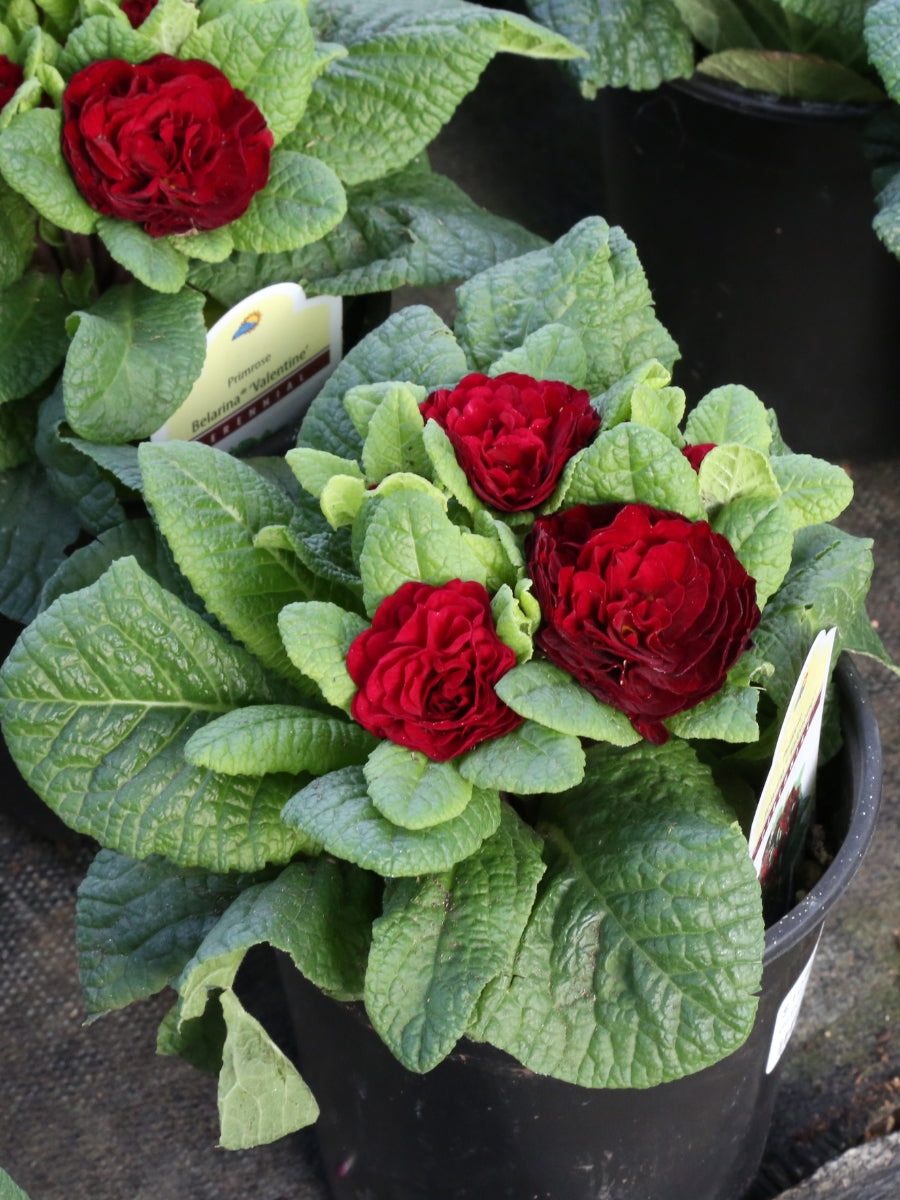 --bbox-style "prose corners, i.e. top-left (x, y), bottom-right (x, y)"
top-left (0, 0), bottom-right (579, 627)
top-left (492, 0), bottom-right (900, 460)
top-left (0, 217), bottom-right (893, 1196)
